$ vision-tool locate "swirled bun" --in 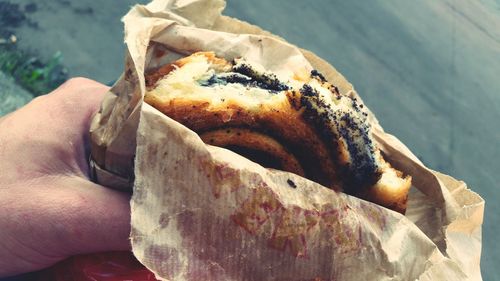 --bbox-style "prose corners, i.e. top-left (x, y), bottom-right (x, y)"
top-left (144, 52), bottom-right (411, 213)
